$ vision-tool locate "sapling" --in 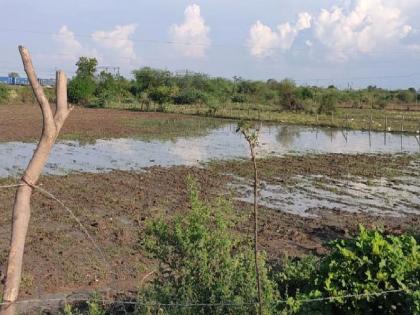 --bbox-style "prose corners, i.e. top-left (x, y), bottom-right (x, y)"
top-left (236, 121), bottom-right (263, 315)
